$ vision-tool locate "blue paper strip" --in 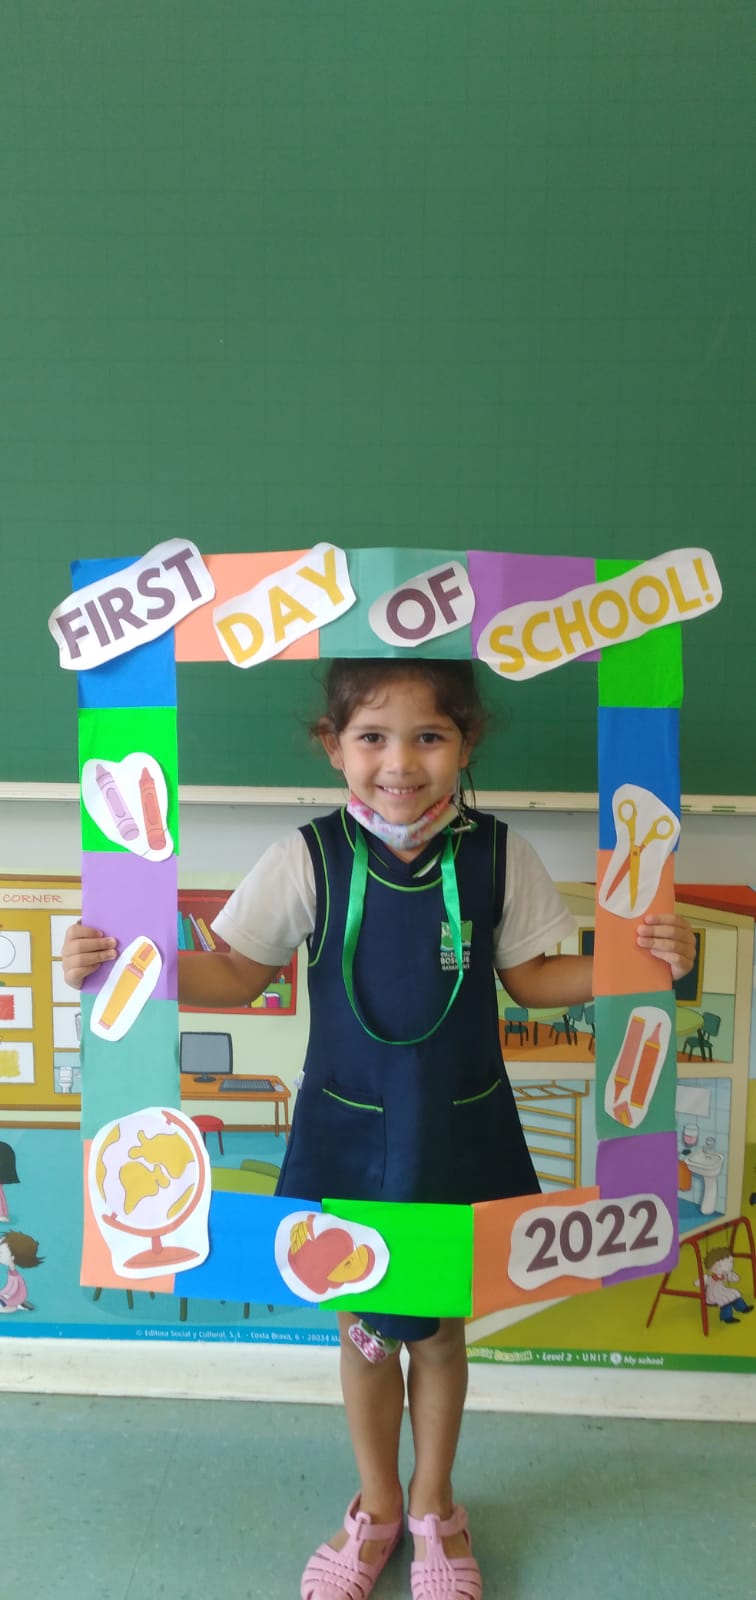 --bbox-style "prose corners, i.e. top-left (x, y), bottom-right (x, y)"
top-left (72, 557), bottom-right (177, 709)
top-left (180, 1193), bottom-right (322, 1306)
top-left (598, 708), bottom-right (680, 850)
